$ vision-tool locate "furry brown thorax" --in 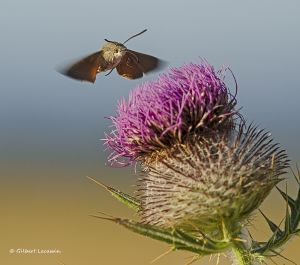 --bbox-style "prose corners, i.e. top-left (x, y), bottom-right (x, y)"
top-left (101, 42), bottom-right (127, 69)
